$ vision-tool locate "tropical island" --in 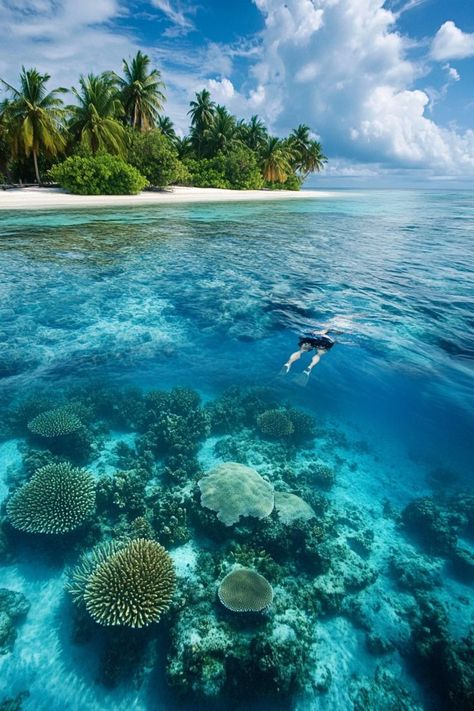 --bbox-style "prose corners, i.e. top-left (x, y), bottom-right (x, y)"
top-left (0, 52), bottom-right (327, 197)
